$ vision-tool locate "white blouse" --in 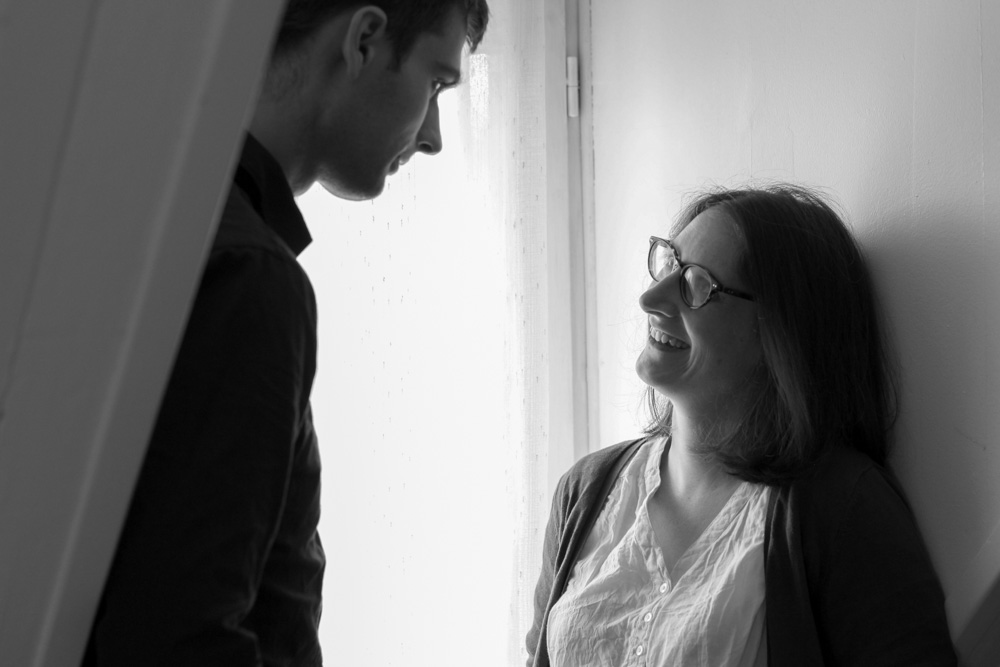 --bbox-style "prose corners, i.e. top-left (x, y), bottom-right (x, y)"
top-left (547, 437), bottom-right (771, 667)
